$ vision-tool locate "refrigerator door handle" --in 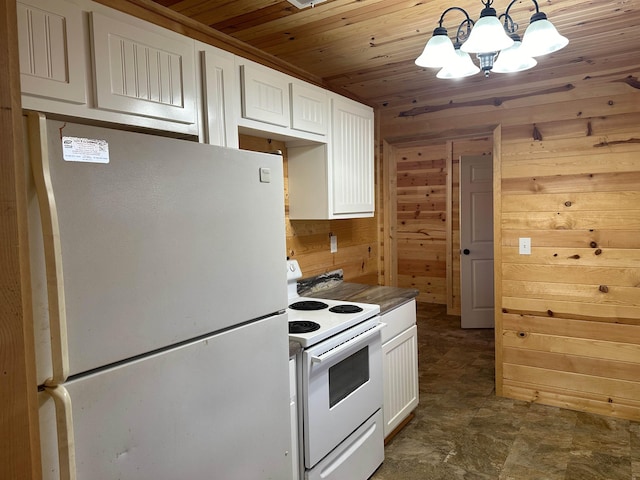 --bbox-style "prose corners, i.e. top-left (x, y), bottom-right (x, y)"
top-left (28, 112), bottom-right (70, 385)
top-left (45, 385), bottom-right (77, 480)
